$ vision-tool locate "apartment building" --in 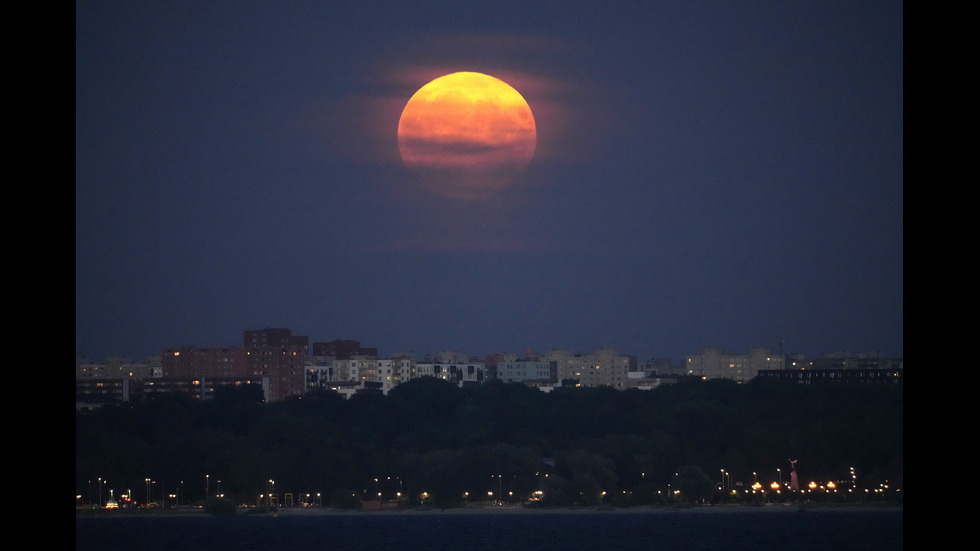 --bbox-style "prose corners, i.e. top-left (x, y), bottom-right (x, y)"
top-left (307, 352), bottom-right (415, 396)
top-left (76, 356), bottom-right (160, 380)
top-left (494, 359), bottom-right (556, 384)
top-left (414, 357), bottom-right (487, 386)
top-left (544, 349), bottom-right (635, 389)
top-left (684, 347), bottom-right (785, 382)
top-left (158, 328), bottom-right (309, 402)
